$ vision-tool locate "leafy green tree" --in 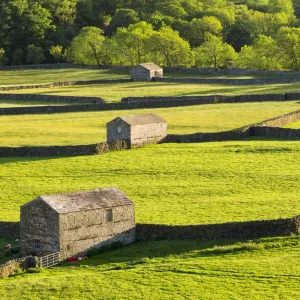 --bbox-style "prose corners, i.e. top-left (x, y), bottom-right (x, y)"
top-left (49, 45), bottom-right (63, 62)
top-left (67, 26), bottom-right (105, 66)
top-left (109, 9), bottom-right (139, 34)
top-left (113, 22), bottom-right (154, 65)
top-left (26, 45), bottom-right (45, 64)
top-left (276, 27), bottom-right (300, 70)
top-left (236, 35), bottom-right (281, 70)
top-left (183, 16), bottom-right (223, 47)
top-left (148, 26), bottom-right (194, 67)
top-left (12, 48), bottom-right (24, 65)
top-left (194, 34), bottom-right (237, 69)
top-left (0, 48), bottom-right (7, 66)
